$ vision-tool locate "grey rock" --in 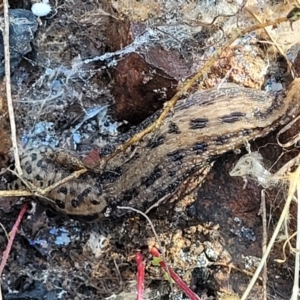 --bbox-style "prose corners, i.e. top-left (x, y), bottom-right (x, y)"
top-left (0, 9), bottom-right (38, 77)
